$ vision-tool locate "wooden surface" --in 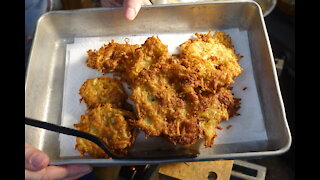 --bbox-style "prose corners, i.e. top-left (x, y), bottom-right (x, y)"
top-left (158, 160), bottom-right (234, 180)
